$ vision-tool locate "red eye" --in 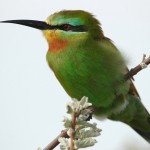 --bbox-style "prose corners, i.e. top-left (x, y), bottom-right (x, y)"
top-left (63, 24), bottom-right (71, 31)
